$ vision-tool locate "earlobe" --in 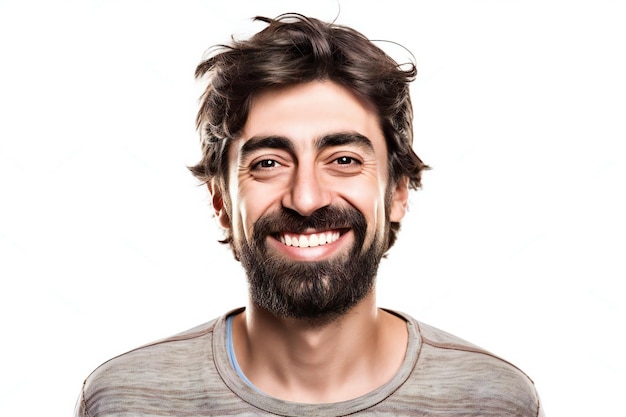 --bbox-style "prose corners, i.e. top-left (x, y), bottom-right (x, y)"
top-left (389, 177), bottom-right (409, 222)
top-left (208, 181), bottom-right (230, 229)
top-left (213, 194), bottom-right (231, 230)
